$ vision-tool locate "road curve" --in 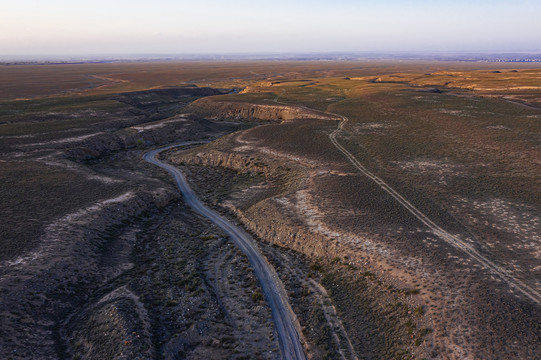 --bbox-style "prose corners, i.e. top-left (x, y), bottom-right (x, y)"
top-left (144, 143), bottom-right (307, 360)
